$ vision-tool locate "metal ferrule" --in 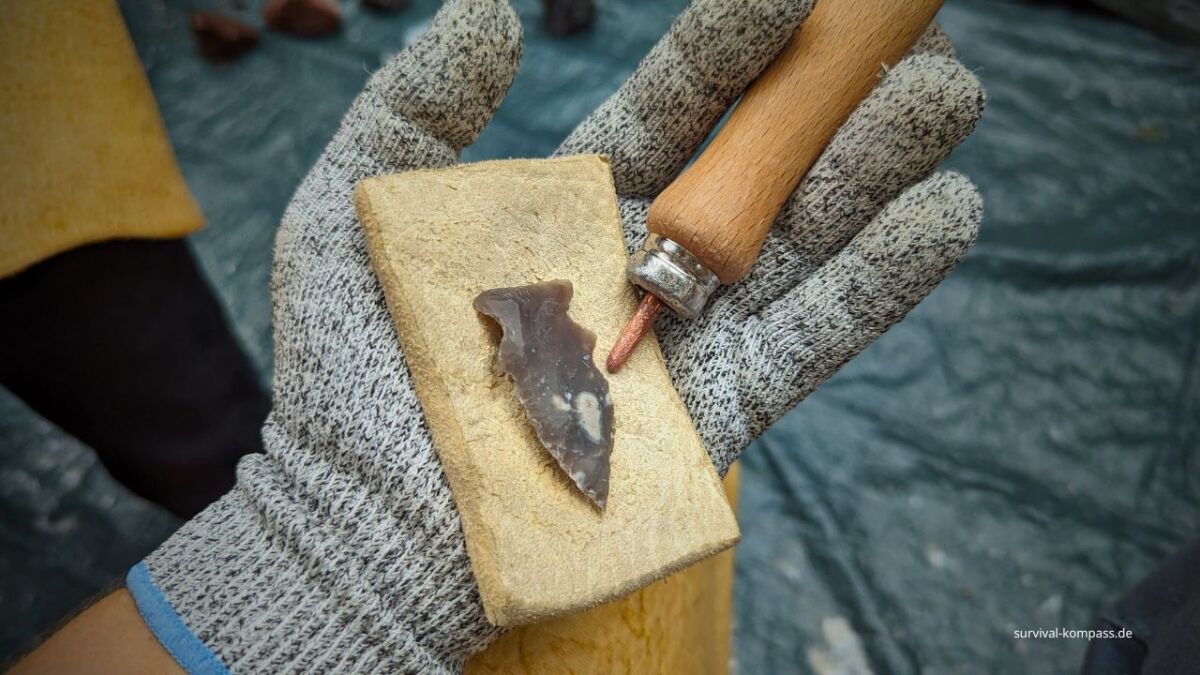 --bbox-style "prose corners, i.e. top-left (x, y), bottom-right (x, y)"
top-left (626, 235), bottom-right (719, 319)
